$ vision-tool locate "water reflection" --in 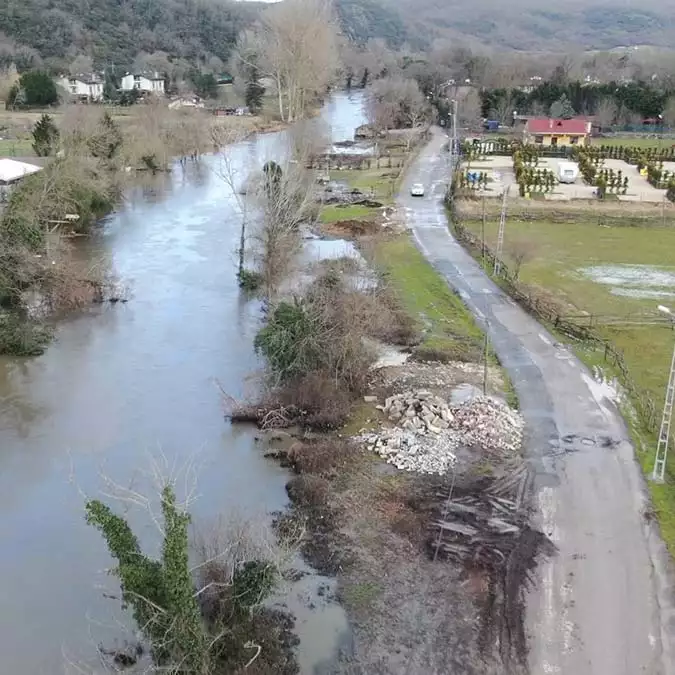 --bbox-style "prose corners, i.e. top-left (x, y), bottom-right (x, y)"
top-left (0, 91), bottom-right (365, 674)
